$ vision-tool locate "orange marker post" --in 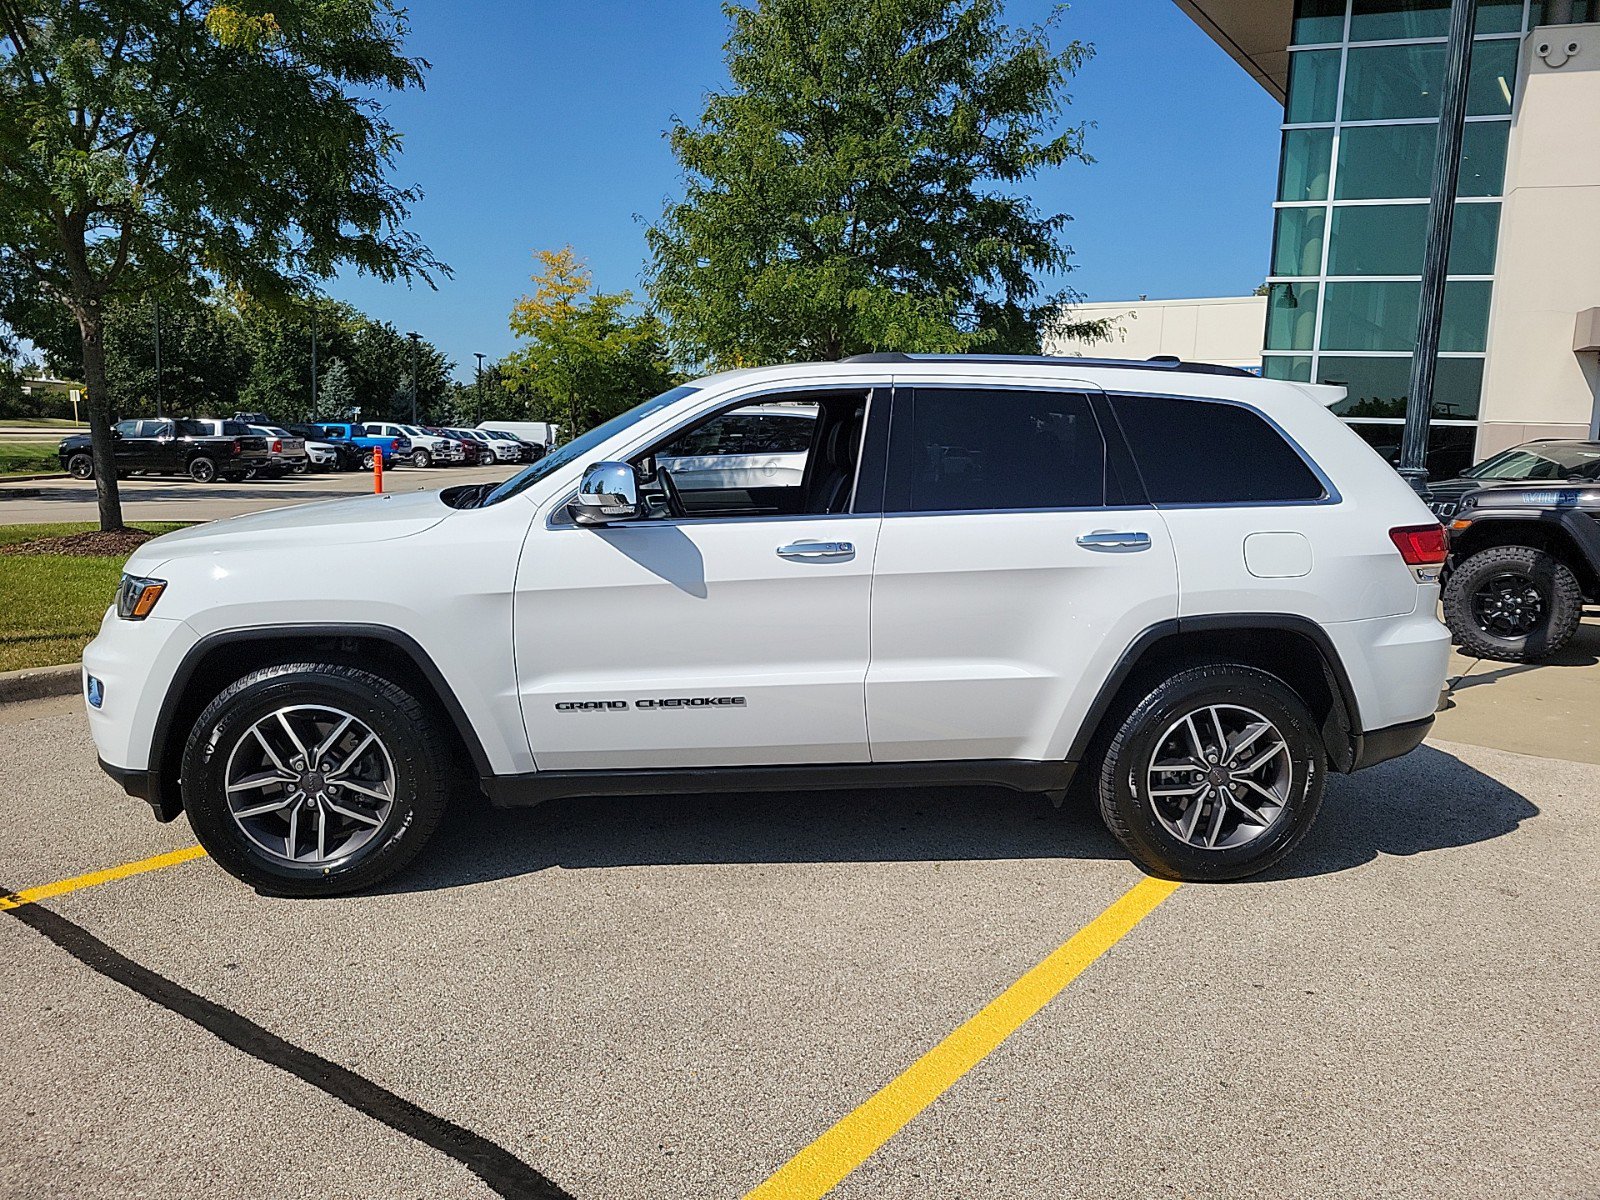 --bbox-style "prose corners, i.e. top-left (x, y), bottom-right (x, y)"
top-left (373, 445), bottom-right (384, 494)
